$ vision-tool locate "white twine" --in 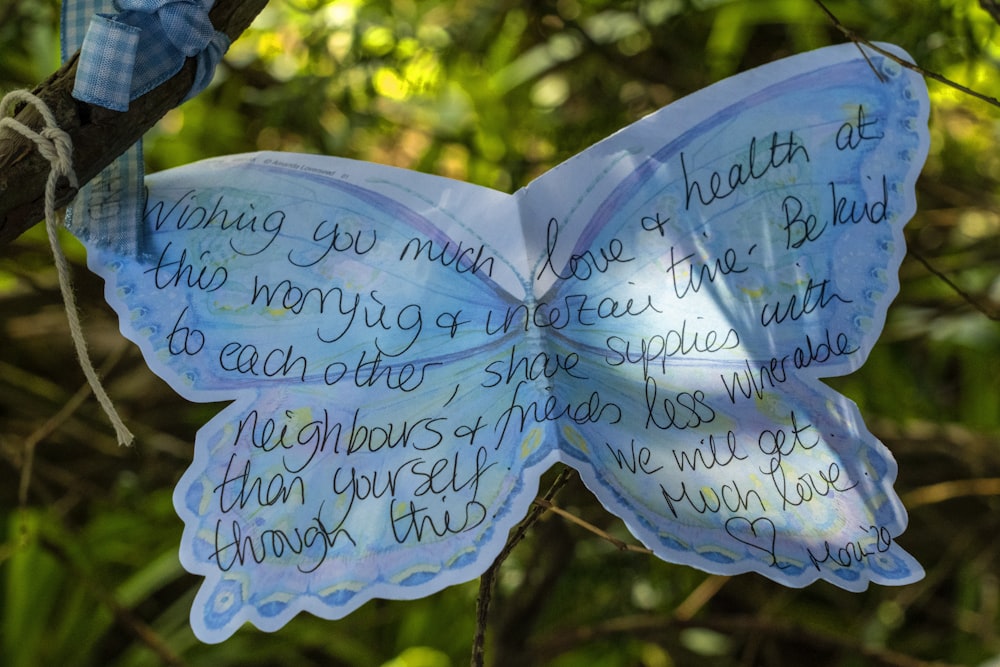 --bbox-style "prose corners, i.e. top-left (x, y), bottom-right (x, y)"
top-left (1, 90), bottom-right (133, 446)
